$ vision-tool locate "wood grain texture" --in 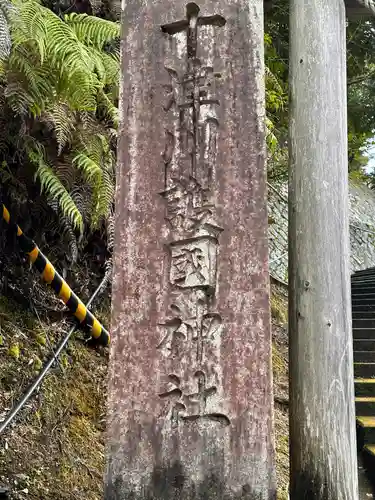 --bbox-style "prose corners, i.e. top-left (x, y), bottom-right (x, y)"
top-left (288, 1), bottom-right (359, 499)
